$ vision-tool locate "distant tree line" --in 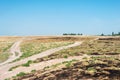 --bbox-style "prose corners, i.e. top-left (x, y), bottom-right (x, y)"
top-left (100, 32), bottom-right (120, 36)
top-left (63, 33), bottom-right (83, 35)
